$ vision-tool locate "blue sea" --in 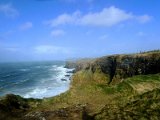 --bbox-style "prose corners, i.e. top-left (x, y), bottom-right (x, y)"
top-left (0, 61), bottom-right (73, 99)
